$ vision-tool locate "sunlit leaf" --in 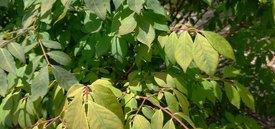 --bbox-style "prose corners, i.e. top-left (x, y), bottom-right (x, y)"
top-left (52, 65), bottom-right (78, 90)
top-left (164, 92), bottom-right (179, 113)
top-left (145, 0), bottom-right (166, 16)
top-left (165, 32), bottom-right (178, 64)
top-left (40, 0), bottom-right (56, 16)
top-left (7, 42), bottom-right (25, 63)
top-left (193, 33), bottom-right (219, 75)
top-left (224, 82), bottom-right (240, 109)
top-left (174, 90), bottom-right (189, 115)
top-left (132, 115), bottom-right (151, 129)
top-left (47, 51), bottom-right (71, 65)
top-left (64, 96), bottom-right (89, 129)
top-left (0, 48), bottom-right (17, 75)
top-left (136, 18), bottom-right (155, 48)
top-left (175, 32), bottom-right (193, 72)
top-left (113, 0), bottom-right (125, 9)
top-left (127, 0), bottom-right (145, 14)
top-left (142, 106), bottom-right (154, 119)
top-left (151, 109), bottom-right (163, 129)
top-left (29, 66), bottom-right (49, 101)
top-left (112, 9), bottom-right (137, 35)
top-left (84, 0), bottom-right (110, 19)
top-left (87, 102), bottom-right (124, 129)
top-left (111, 36), bottom-right (128, 62)
top-left (157, 33), bottom-right (168, 48)
top-left (163, 119), bottom-right (175, 129)
top-left (201, 31), bottom-right (235, 61)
